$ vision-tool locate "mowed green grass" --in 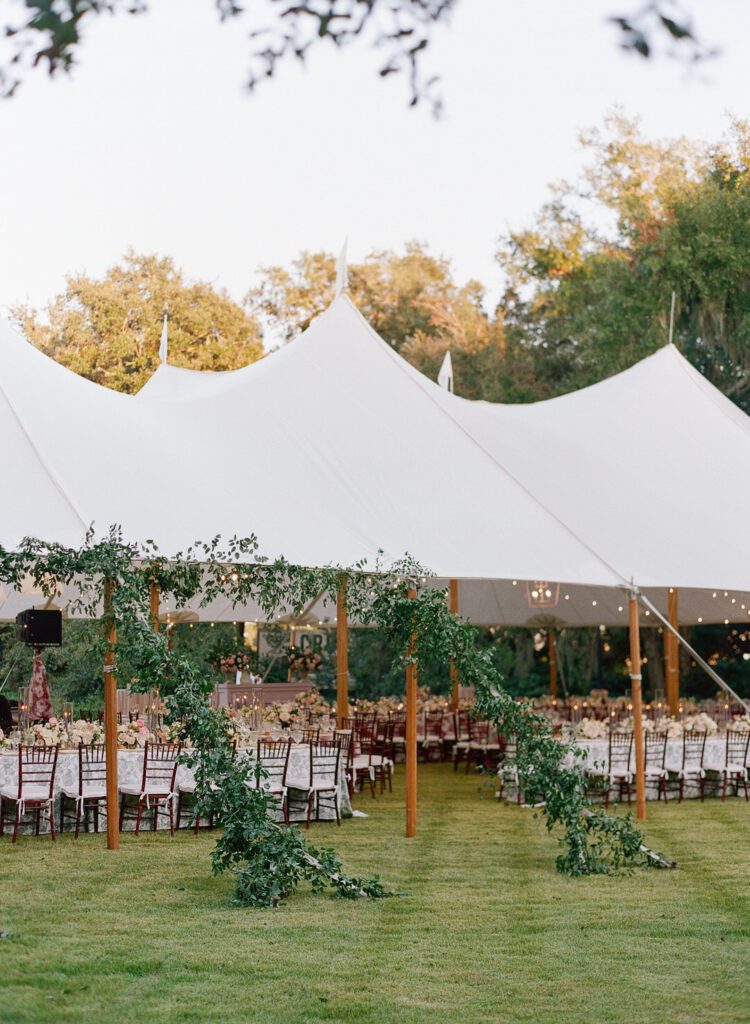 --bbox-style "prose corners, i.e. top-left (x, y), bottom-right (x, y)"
top-left (1, 766), bottom-right (749, 1024)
